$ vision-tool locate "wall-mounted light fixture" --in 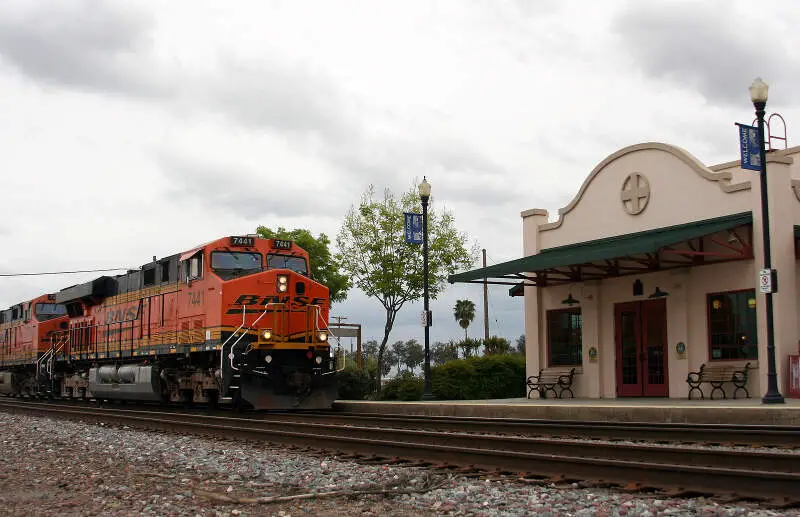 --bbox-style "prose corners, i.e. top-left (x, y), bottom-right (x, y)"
top-left (561, 292), bottom-right (579, 306)
top-left (648, 286), bottom-right (669, 299)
